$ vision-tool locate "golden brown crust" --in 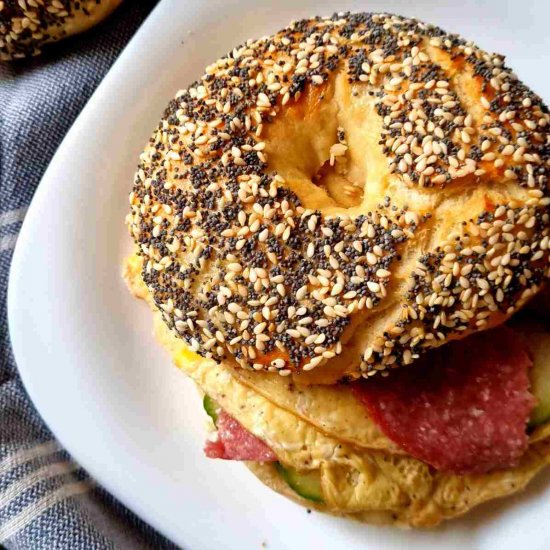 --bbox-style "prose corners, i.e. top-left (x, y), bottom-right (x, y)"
top-left (127, 12), bottom-right (550, 383)
top-left (0, 0), bottom-right (122, 61)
